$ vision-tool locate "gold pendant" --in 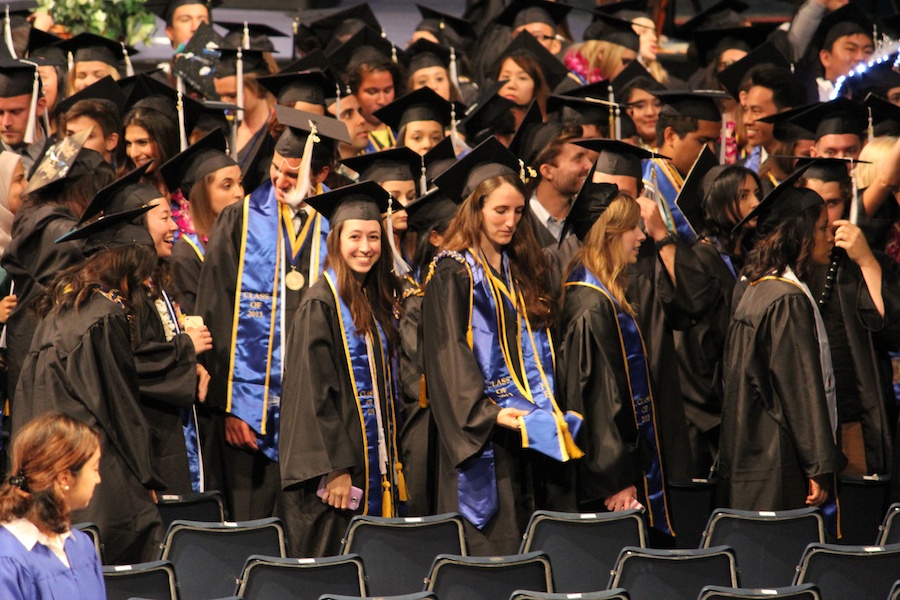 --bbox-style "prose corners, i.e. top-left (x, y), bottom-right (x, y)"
top-left (285, 269), bottom-right (305, 291)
